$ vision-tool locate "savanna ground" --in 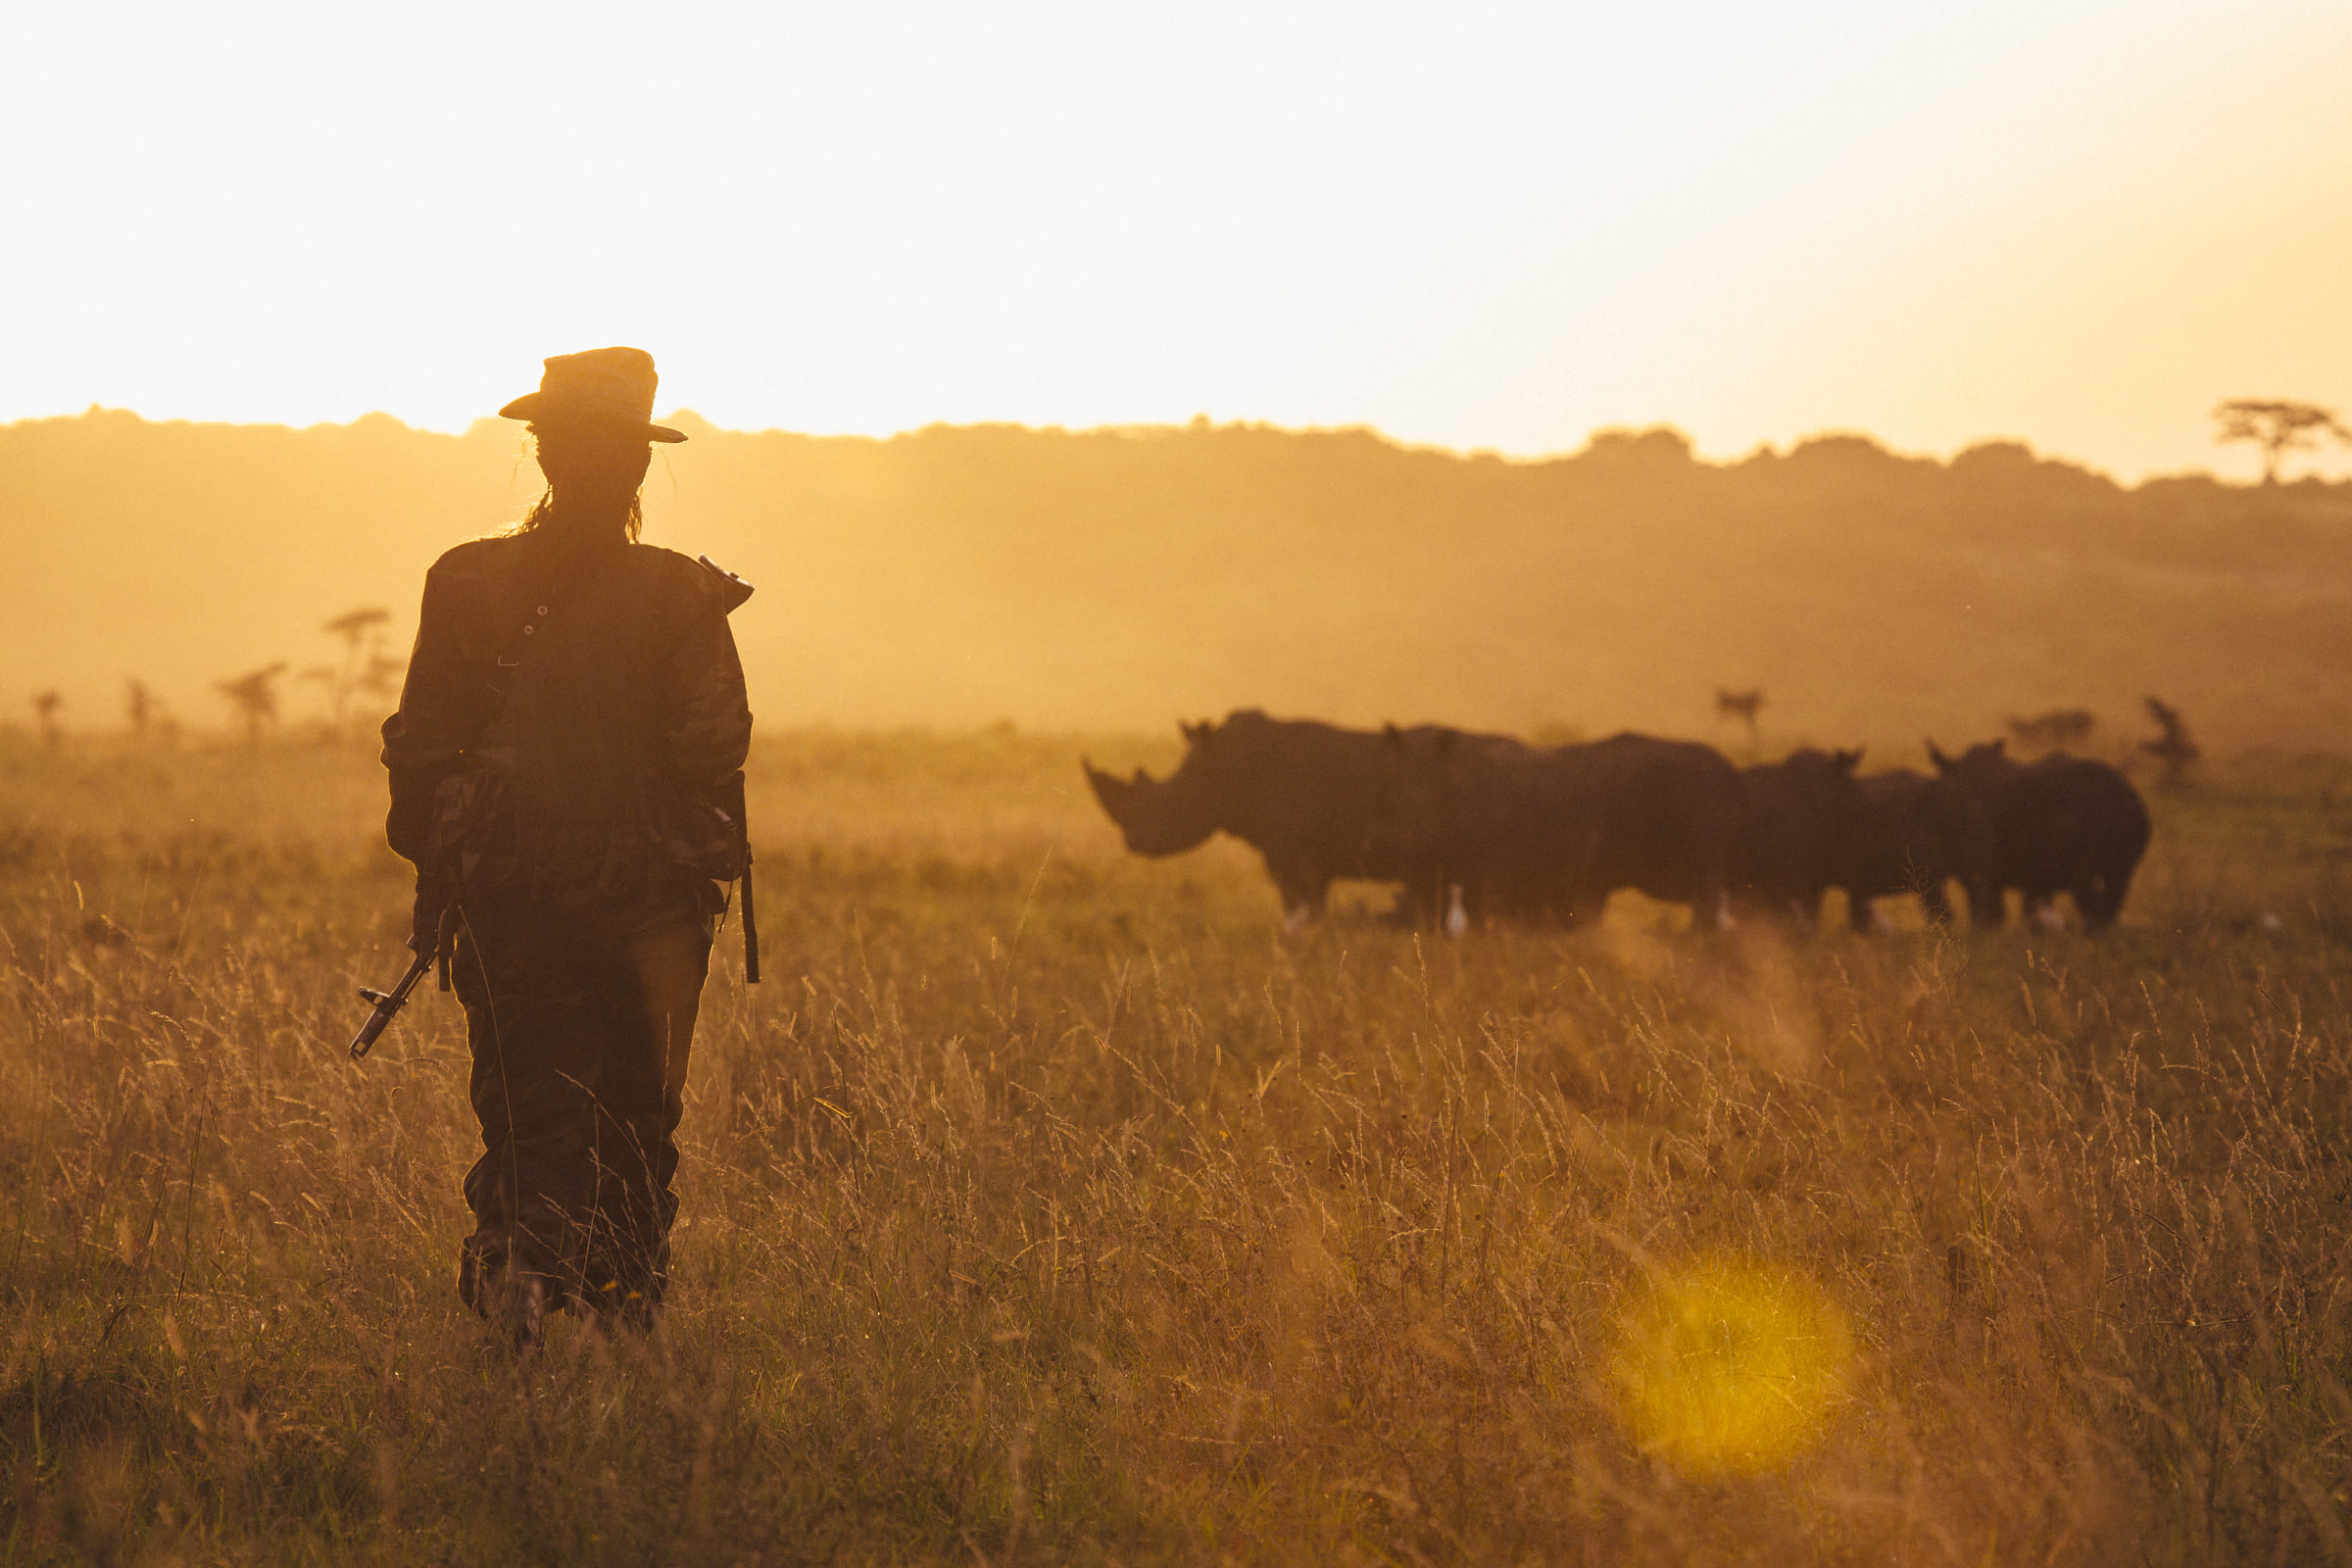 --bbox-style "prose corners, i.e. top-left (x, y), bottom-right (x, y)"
top-left (4, 728), bottom-right (2350, 1565)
